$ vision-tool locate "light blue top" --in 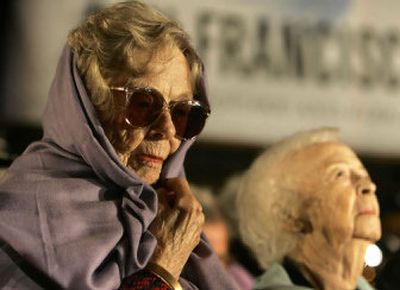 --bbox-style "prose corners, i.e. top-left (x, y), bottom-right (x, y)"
top-left (253, 263), bottom-right (375, 290)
